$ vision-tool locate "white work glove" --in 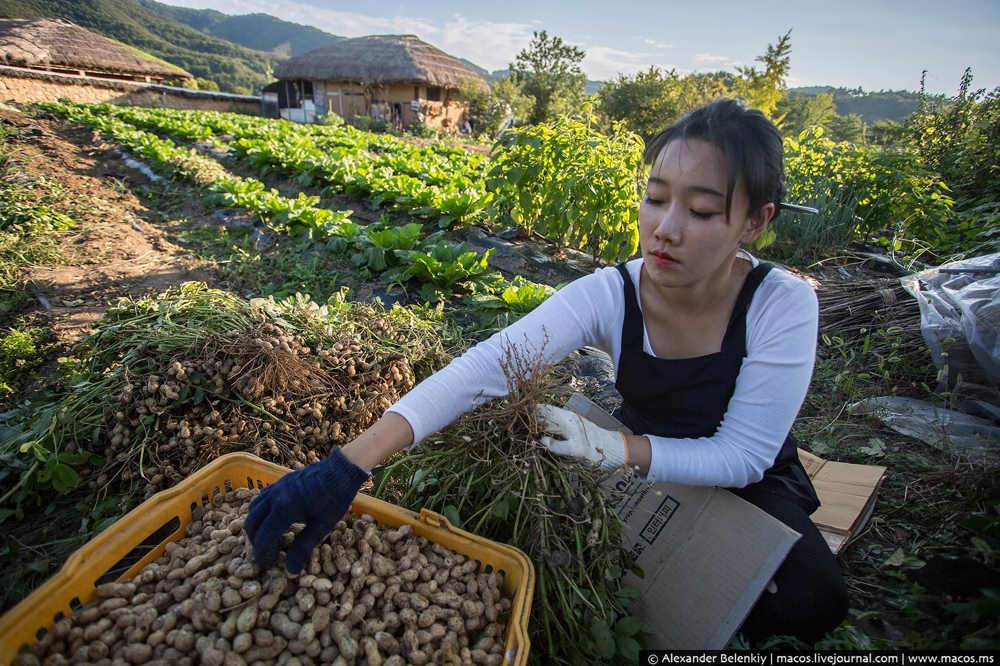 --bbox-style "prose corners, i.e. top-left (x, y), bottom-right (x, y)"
top-left (535, 404), bottom-right (628, 469)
